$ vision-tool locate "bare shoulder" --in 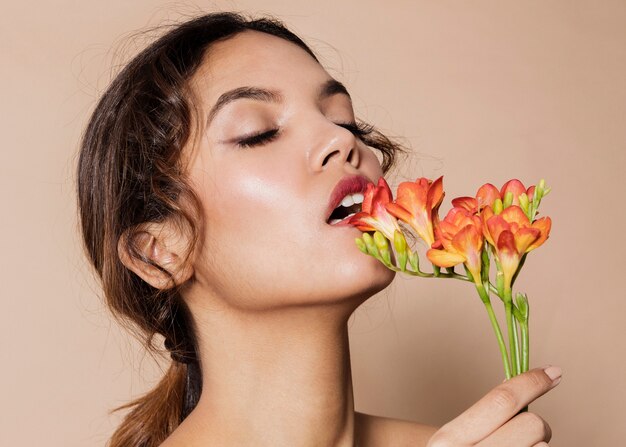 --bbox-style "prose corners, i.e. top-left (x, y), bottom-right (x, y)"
top-left (354, 411), bottom-right (438, 447)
